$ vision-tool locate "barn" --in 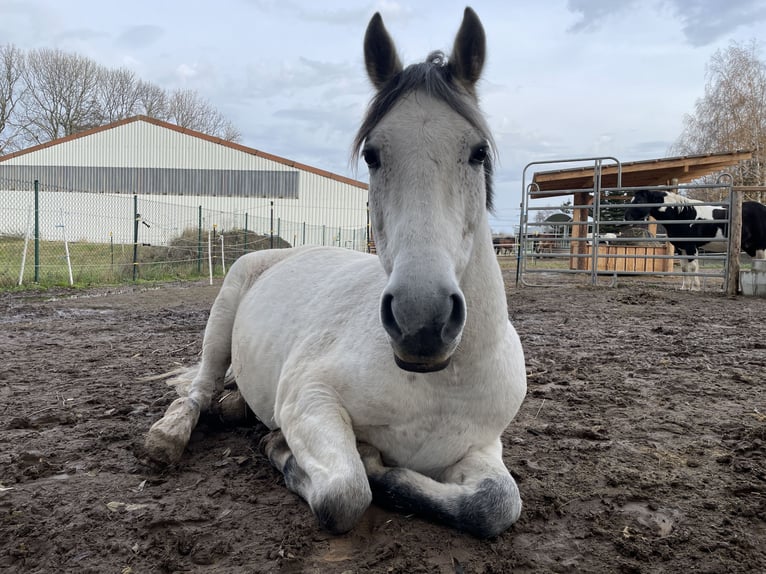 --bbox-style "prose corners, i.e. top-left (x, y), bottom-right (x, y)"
top-left (0, 116), bottom-right (370, 251)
